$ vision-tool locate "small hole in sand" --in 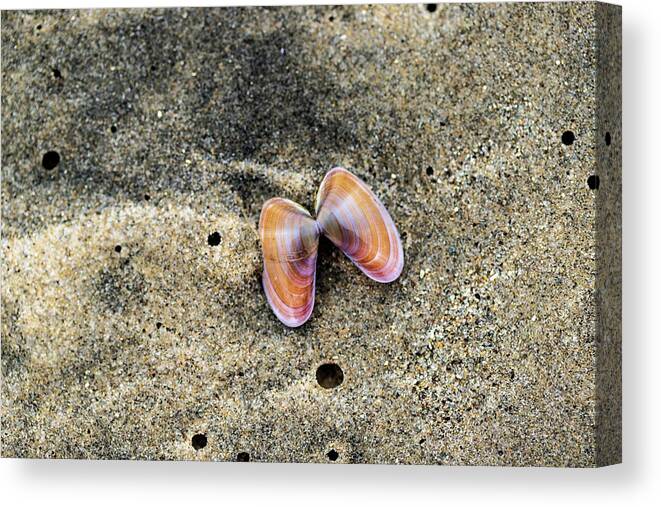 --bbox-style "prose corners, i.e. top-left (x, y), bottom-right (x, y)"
top-left (316, 363), bottom-right (344, 389)
top-left (144, 194), bottom-right (151, 201)
top-left (114, 245), bottom-right (122, 253)
top-left (36, 24), bottom-right (42, 30)
top-left (587, 175), bottom-right (600, 190)
top-left (605, 132), bottom-right (611, 145)
top-left (425, 4), bottom-right (438, 13)
top-left (236, 452), bottom-right (250, 462)
top-left (207, 231), bottom-right (221, 246)
top-left (561, 131), bottom-right (575, 146)
top-left (426, 166), bottom-right (434, 176)
top-left (53, 68), bottom-right (62, 78)
top-left (110, 125), bottom-right (117, 133)
top-left (327, 449), bottom-right (339, 461)
top-left (191, 434), bottom-right (207, 450)
top-left (42, 151), bottom-right (60, 170)
top-left (156, 322), bottom-right (163, 329)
